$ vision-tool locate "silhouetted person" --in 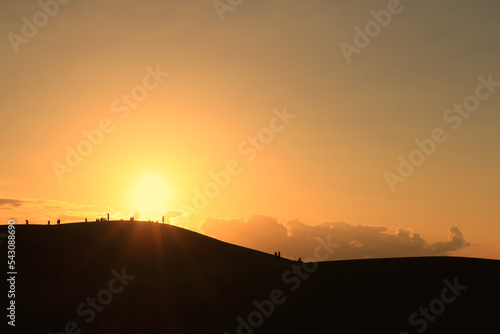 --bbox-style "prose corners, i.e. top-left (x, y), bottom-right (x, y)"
top-left (107, 213), bottom-right (109, 221)
top-left (298, 258), bottom-right (302, 263)
top-left (278, 251), bottom-right (281, 258)
top-left (85, 218), bottom-right (87, 223)
top-left (48, 220), bottom-right (50, 225)
top-left (25, 220), bottom-right (28, 225)
top-left (274, 251), bottom-right (277, 257)
top-left (57, 219), bottom-right (60, 225)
